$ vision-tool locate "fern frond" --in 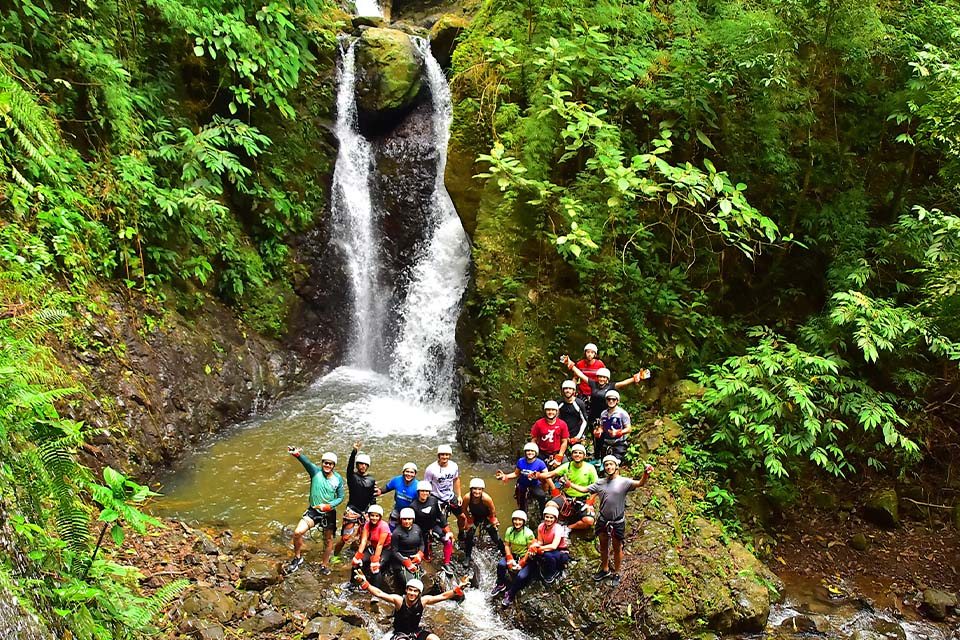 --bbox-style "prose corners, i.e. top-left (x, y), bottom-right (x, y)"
top-left (126, 579), bottom-right (191, 629)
